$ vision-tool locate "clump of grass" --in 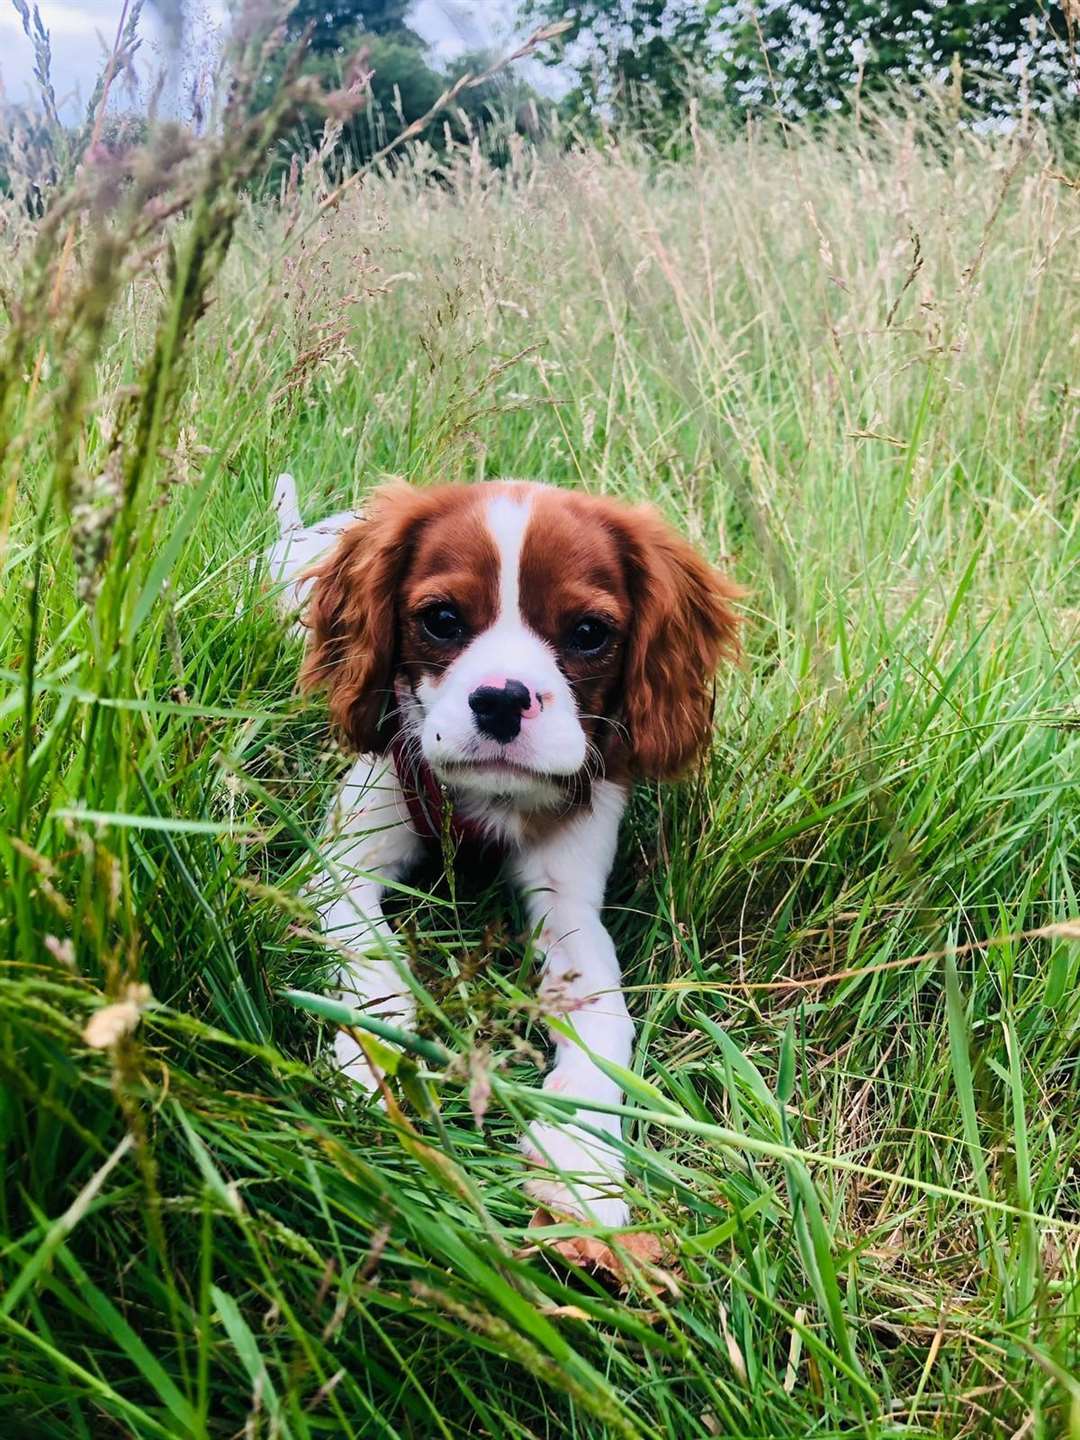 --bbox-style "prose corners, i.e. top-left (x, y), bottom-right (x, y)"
top-left (1, 8), bottom-right (1079, 1437)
